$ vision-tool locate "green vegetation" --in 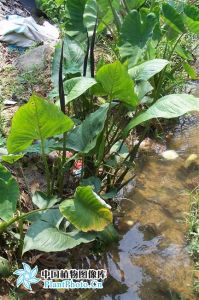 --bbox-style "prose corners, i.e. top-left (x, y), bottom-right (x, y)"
top-left (0, 2), bottom-right (199, 296)
top-left (188, 189), bottom-right (199, 293)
